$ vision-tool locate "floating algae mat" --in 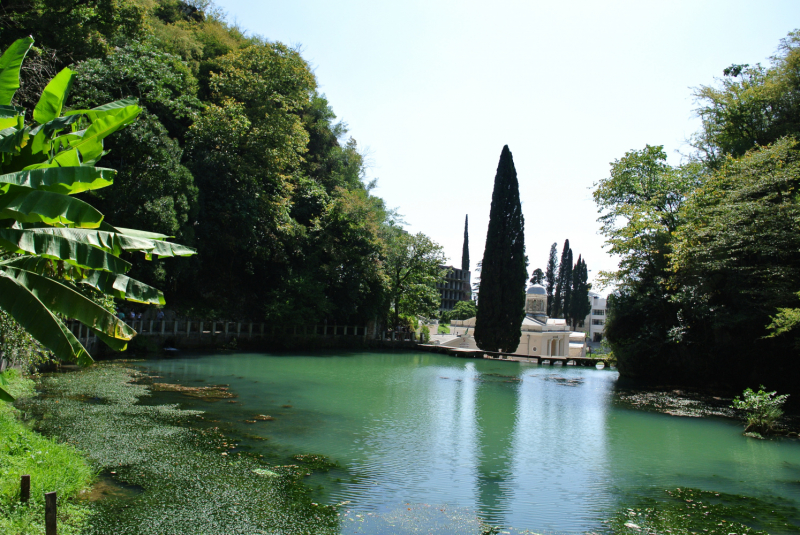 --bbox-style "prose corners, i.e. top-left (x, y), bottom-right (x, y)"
top-left (20, 365), bottom-right (339, 535)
